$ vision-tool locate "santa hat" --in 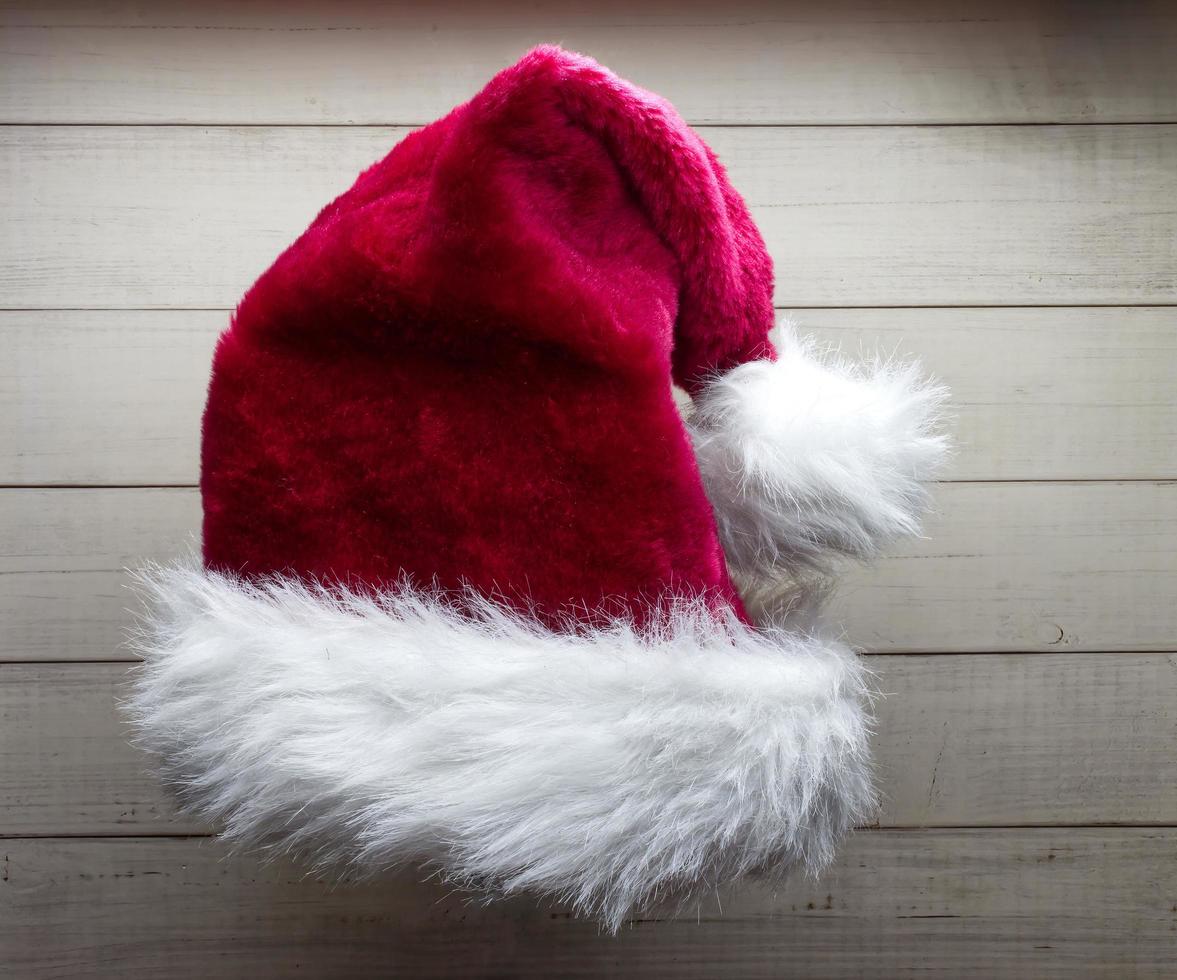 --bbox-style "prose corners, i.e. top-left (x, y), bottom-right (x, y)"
top-left (127, 47), bottom-right (947, 930)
